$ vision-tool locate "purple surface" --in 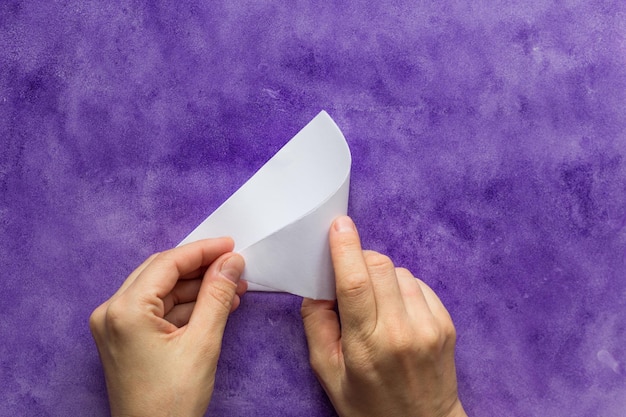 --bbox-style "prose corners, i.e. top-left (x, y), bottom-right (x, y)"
top-left (1, 1), bottom-right (625, 416)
